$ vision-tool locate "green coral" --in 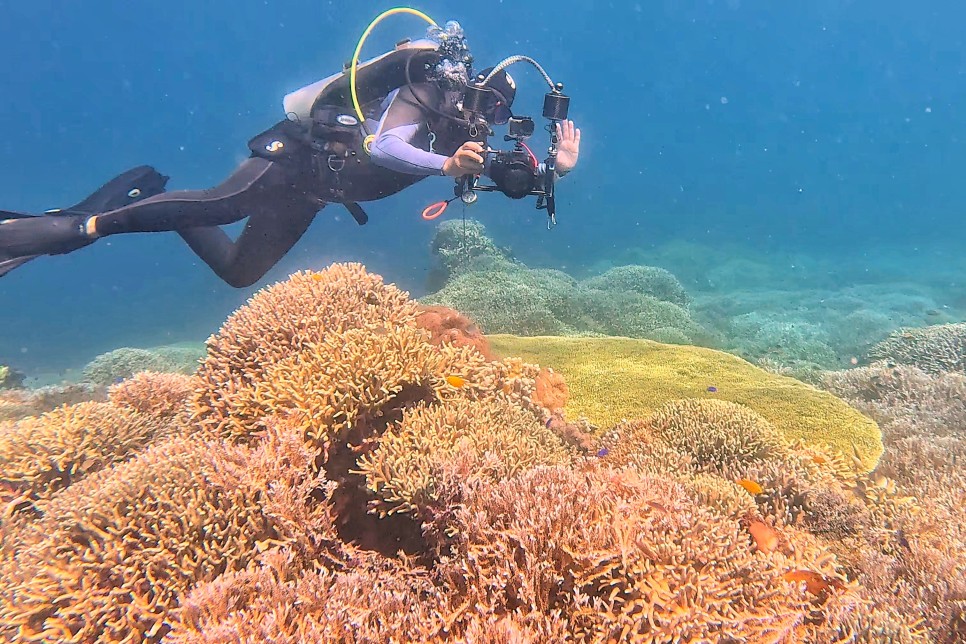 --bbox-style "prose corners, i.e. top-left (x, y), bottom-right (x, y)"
top-left (430, 219), bottom-right (511, 275)
top-left (488, 334), bottom-right (883, 471)
top-left (82, 345), bottom-right (205, 386)
top-left (423, 253), bottom-right (708, 343)
top-left (582, 265), bottom-right (691, 309)
top-left (421, 262), bottom-right (571, 336)
top-left (560, 289), bottom-right (705, 343)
